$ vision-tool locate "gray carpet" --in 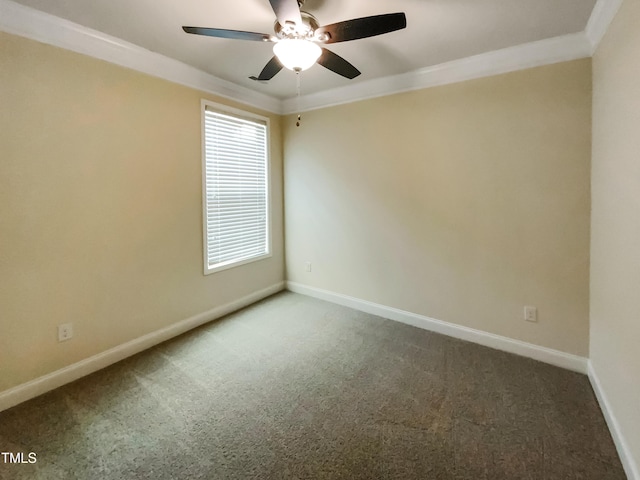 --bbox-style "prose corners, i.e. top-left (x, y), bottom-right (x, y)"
top-left (0, 292), bottom-right (626, 479)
